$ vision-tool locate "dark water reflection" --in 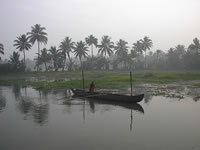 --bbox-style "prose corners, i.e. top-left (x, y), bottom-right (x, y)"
top-left (0, 89), bottom-right (6, 111)
top-left (0, 86), bottom-right (200, 150)
top-left (14, 87), bottom-right (49, 125)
